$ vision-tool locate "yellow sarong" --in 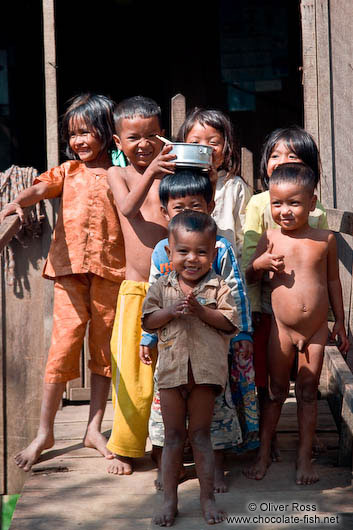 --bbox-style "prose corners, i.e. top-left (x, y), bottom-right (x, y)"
top-left (107, 280), bottom-right (155, 457)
